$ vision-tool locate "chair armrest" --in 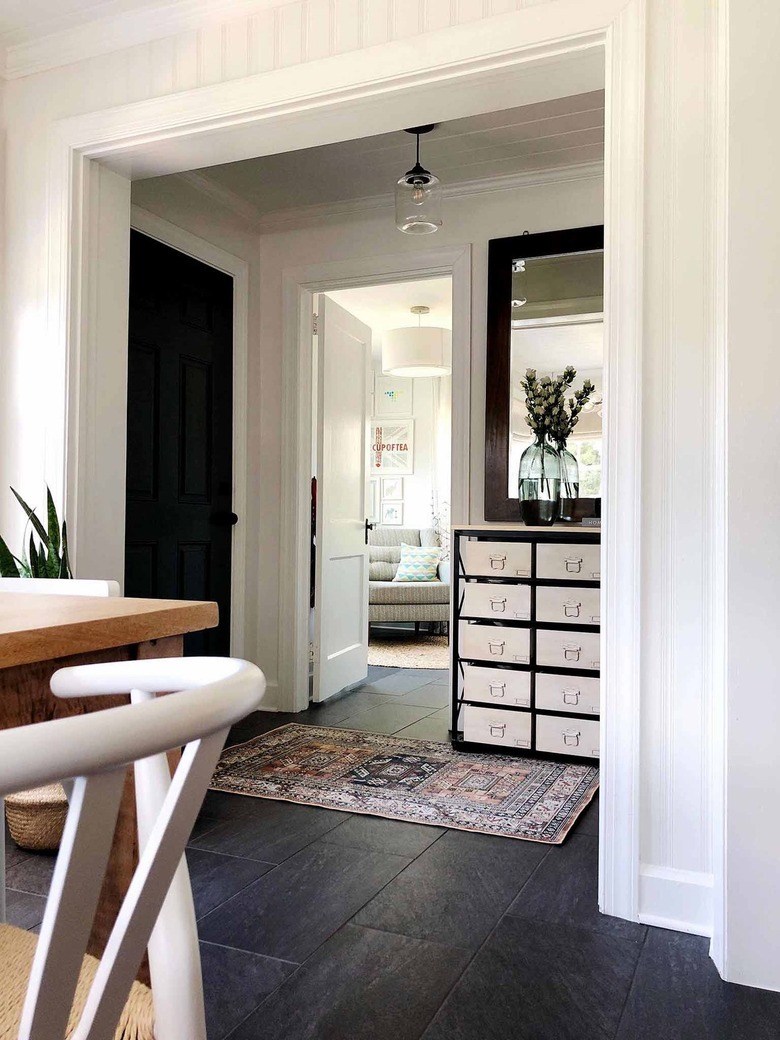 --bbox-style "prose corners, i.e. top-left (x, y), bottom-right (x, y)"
top-left (438, 559), bottom-right (451, 584)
